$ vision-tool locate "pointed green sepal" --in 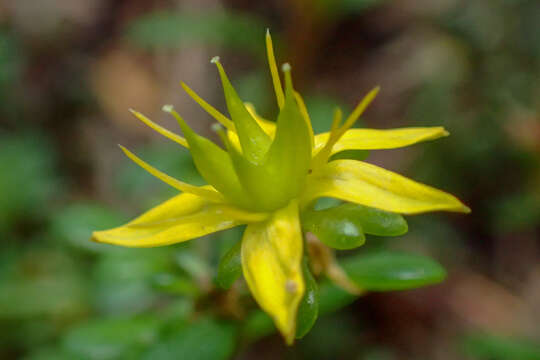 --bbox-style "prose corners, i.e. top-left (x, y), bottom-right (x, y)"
top-left (222, 64), bottom-right (312, 211)
top-left (162, 105), bottom-right (247, 207)
top-left (262, 63), bottom-right (312, 201)
top-left (212, 57), bottom-right (271, 163)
